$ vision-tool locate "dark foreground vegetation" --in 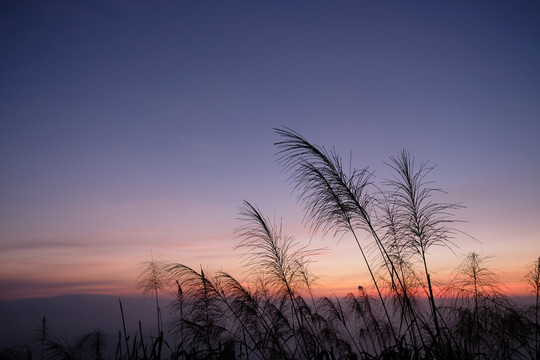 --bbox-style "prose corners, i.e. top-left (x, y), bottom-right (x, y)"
top-left (2, 128), bottom-right (539, 360)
